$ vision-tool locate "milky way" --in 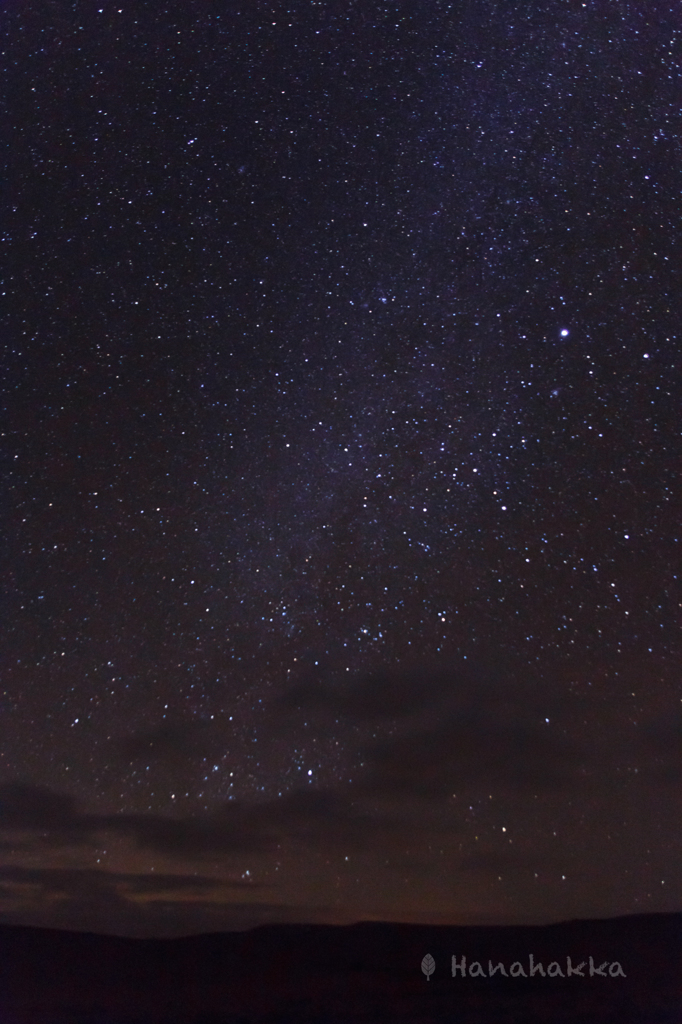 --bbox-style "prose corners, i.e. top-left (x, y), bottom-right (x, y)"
top-left (2, 0), bottom-right (680, 936)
